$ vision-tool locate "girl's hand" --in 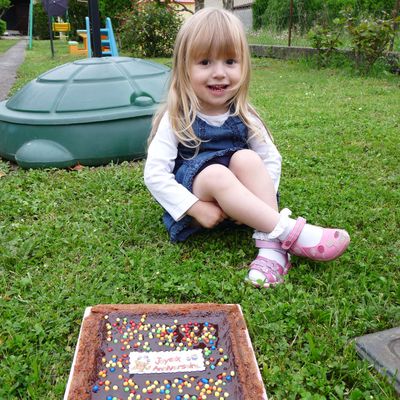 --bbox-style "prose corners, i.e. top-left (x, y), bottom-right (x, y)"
top-left (187, 200), bottom-right (227, 228)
